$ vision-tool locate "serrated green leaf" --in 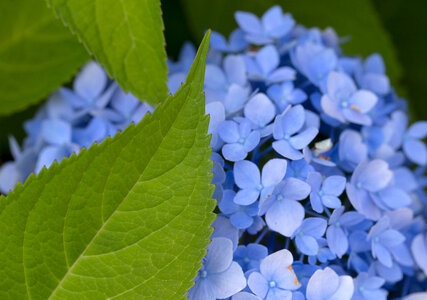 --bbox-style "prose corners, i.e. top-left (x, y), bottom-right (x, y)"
top-left (0, 0), bottom-right (89, 115)
top-left (181, 0), bottom-right (402, 88)
top-left (46, 0), bottom-right (168, 106)
top-left (0, 31), bottom-right (214, 300)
